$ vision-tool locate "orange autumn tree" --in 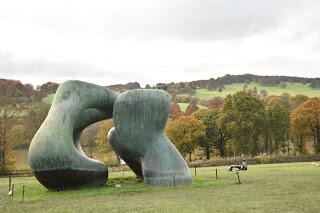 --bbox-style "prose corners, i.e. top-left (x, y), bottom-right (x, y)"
top-left (169, 102), bottom-right (183, 120)
top-left (207, 97), bottom-right (224, 110)
top-left (185, 103), bottom-right (199, 115)
top-left (95, 119), bottom-right (114, 153)
top-left (291, 98), bottom-right (320, 153)
top-left (166, 115), bottom-right (205, 162)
